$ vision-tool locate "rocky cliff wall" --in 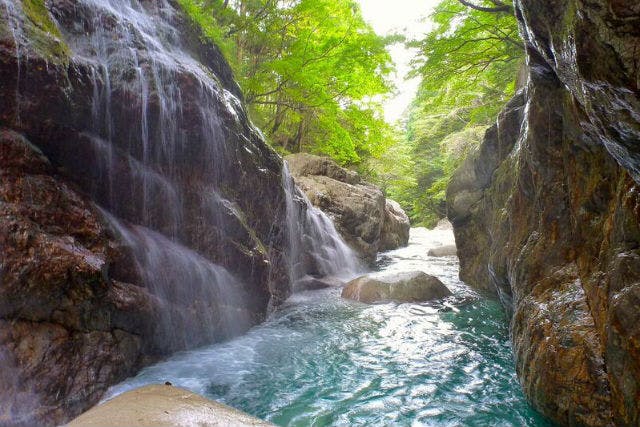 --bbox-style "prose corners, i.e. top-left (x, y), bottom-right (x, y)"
top-left (447, 1), bottom-right (640, 426)
top-left (0, 0), bottom-right (354, 425)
